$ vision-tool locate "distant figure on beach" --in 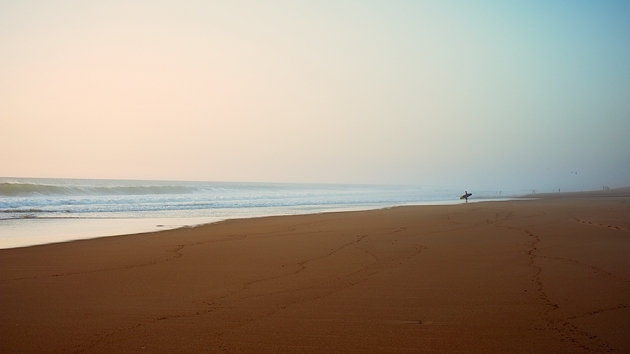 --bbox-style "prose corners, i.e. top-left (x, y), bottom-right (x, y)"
top-left (460, 191), bottom-right (472, 203)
